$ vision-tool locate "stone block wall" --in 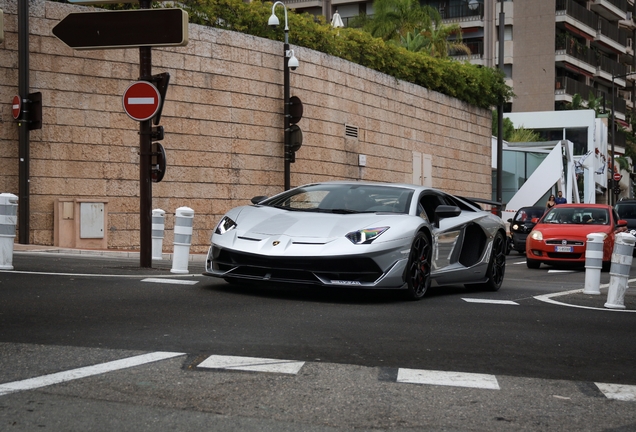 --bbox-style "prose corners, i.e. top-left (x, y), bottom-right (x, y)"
top-left (0, 0), bottom-right (493, 253)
